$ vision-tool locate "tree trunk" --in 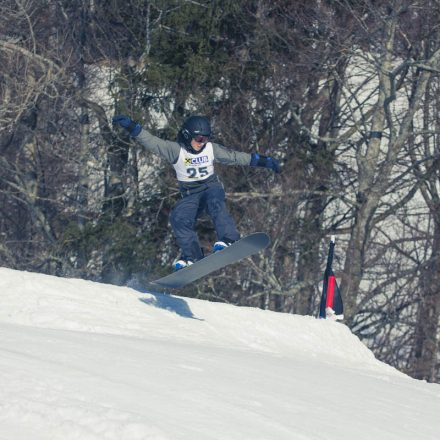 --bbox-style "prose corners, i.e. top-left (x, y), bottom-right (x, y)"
top-left (411, 224), bottom-right (440, 382)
